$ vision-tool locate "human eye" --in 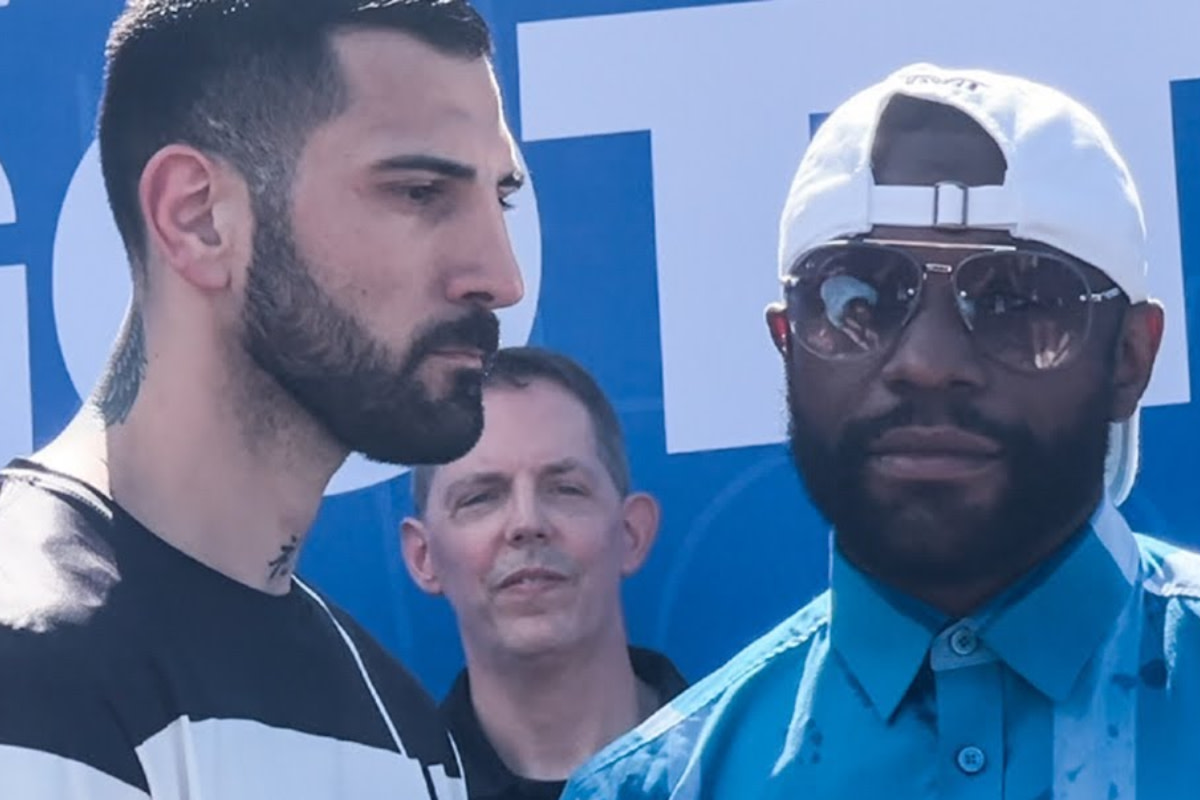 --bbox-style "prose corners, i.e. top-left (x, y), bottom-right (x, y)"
top-left (454, 488), bottom-right (498, 511)
top-left (547, 479), bottom-right (592, 500)
top-left (384, 181), bottom-right (446, 207)
top-left (975, 286), bottom-right (1037, 315)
